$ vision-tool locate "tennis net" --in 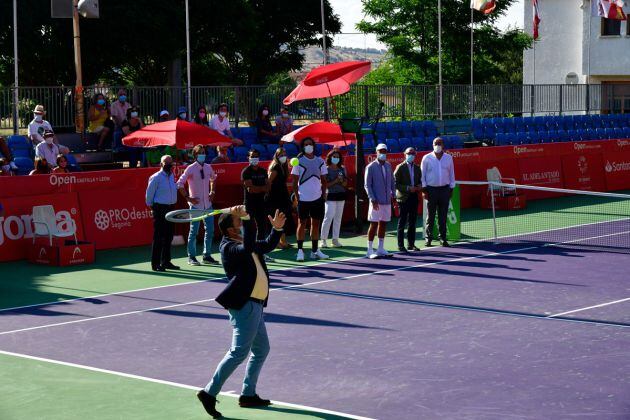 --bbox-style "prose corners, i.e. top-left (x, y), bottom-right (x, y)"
top-left (455, 182), bottom-right (630, 252)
